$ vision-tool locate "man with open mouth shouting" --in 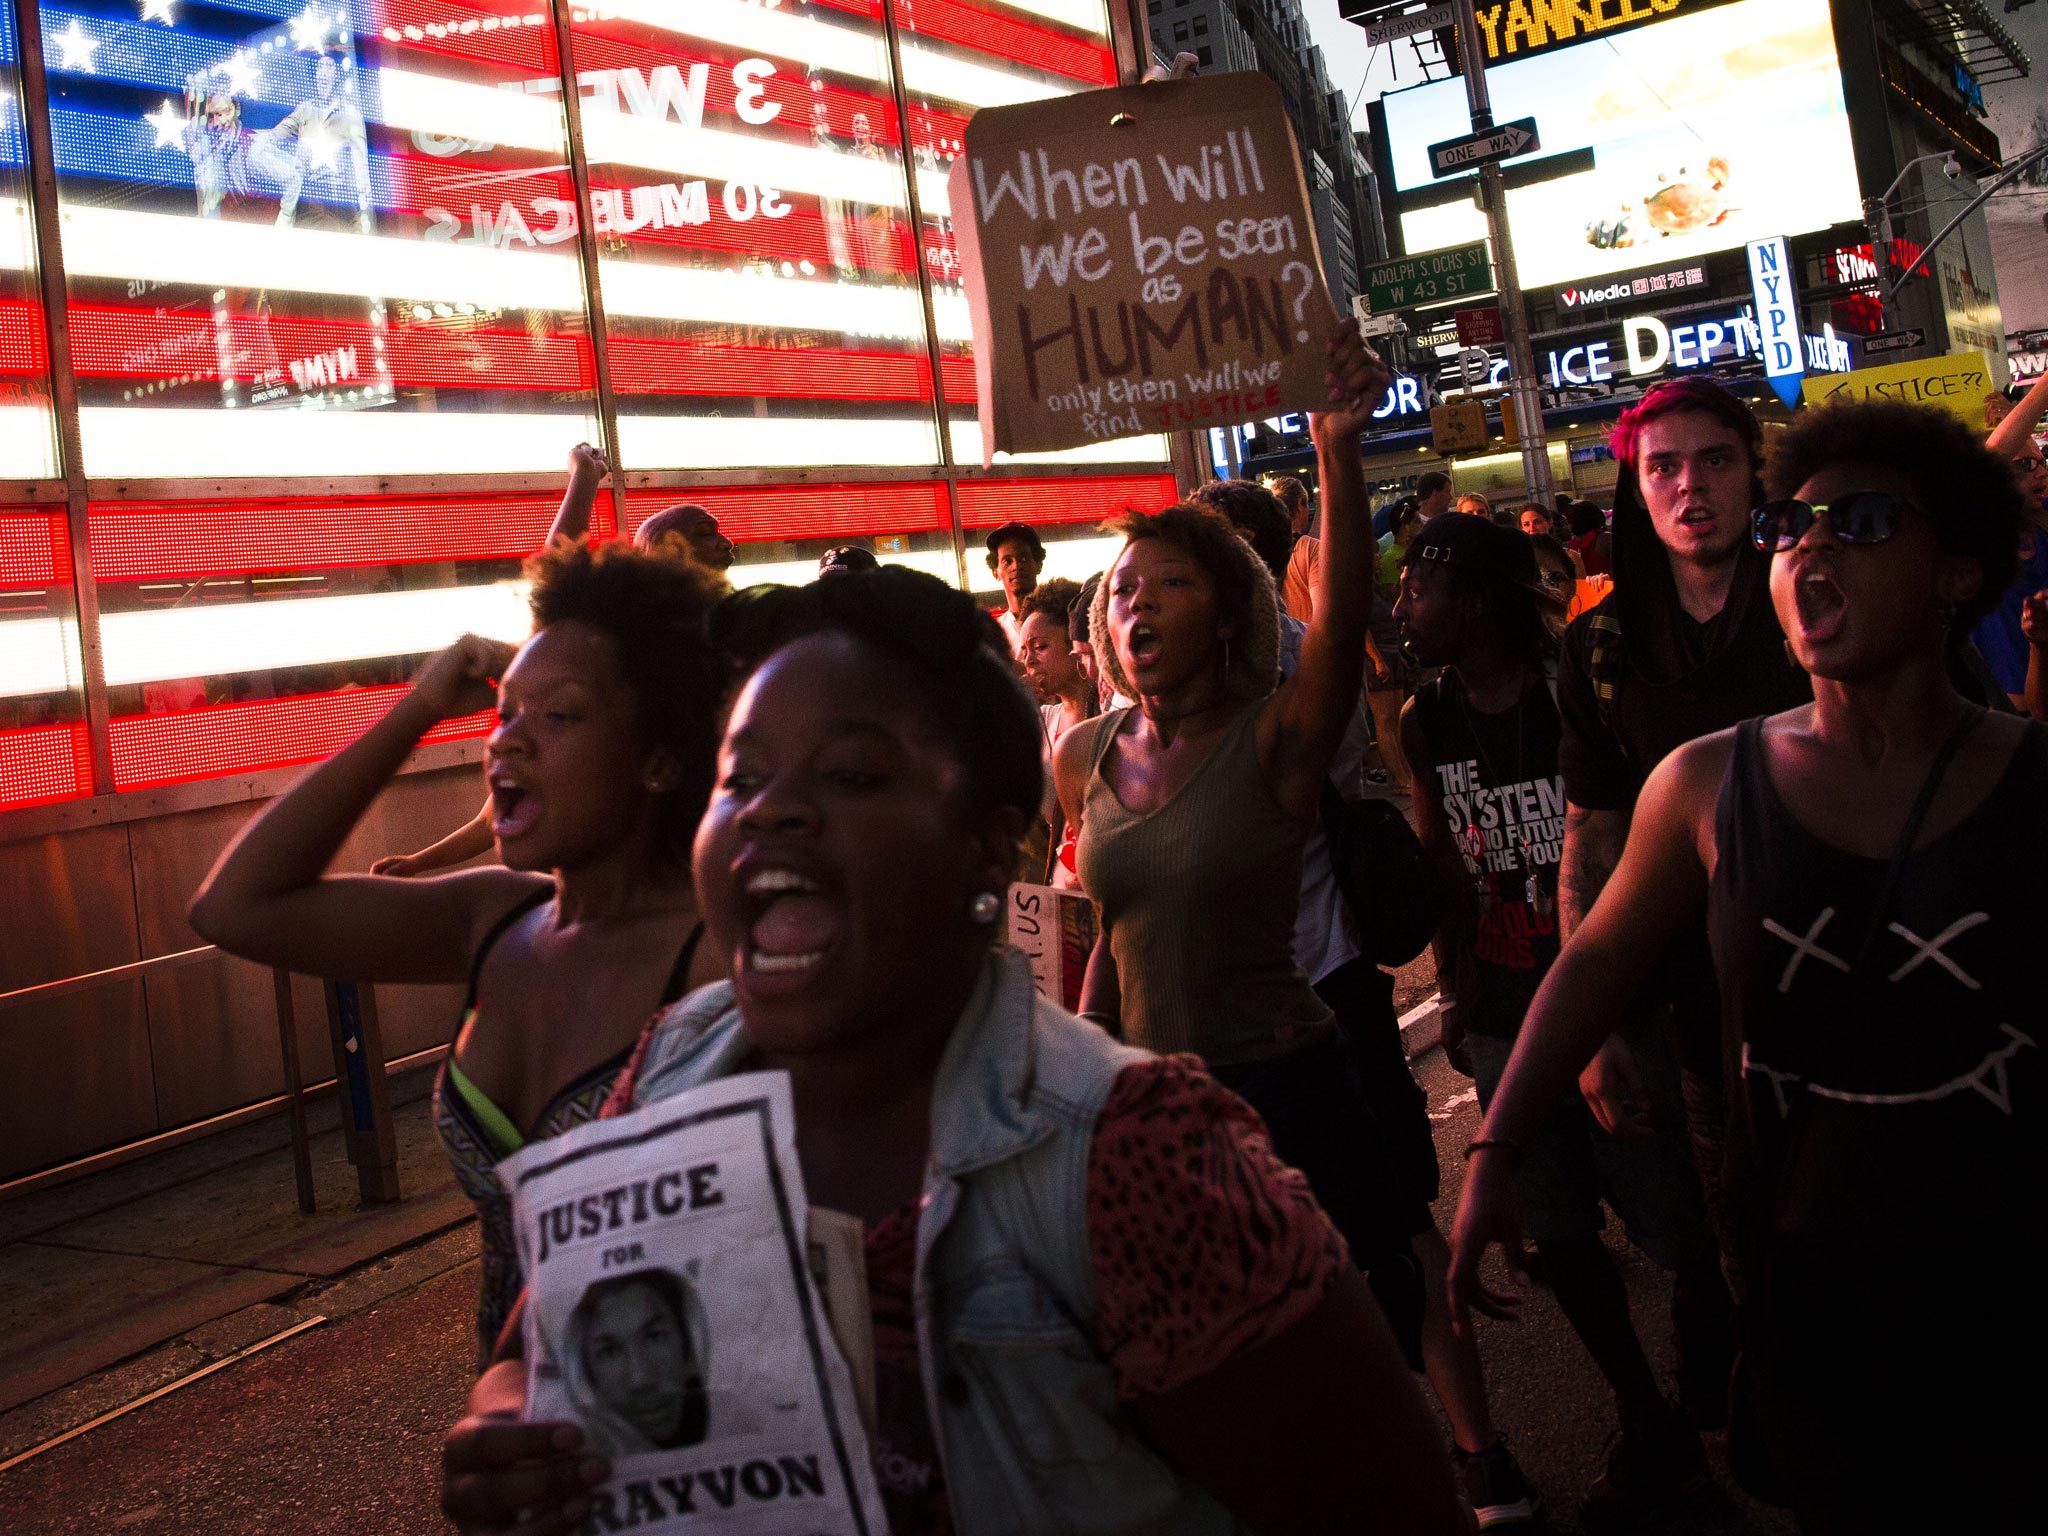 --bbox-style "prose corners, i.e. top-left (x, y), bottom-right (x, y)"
top-left (1450, 397), bottom-right (2045, 1531)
